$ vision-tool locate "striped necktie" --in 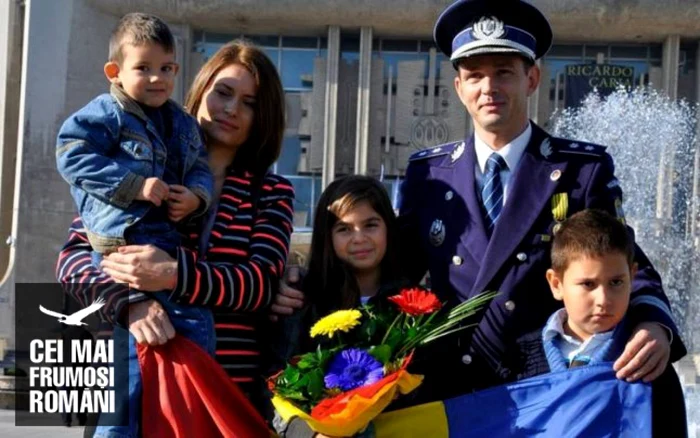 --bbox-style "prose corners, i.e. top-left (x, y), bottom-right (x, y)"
top-left (482, 153), bottom-right (507, 233)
